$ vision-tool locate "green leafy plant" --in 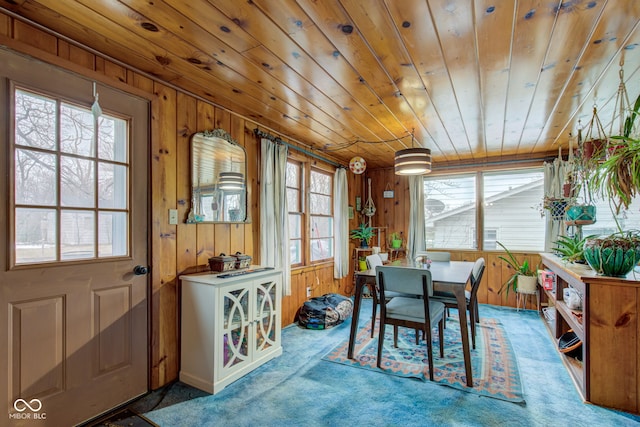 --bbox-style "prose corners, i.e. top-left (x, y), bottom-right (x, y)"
top-left (553, 234), bottom-right (597, 264)
top-left (497, 241), bottom-right (538, 297)
top-left (350, 223), bottom-right (375, 247)
top-left (590, 92), bottom-right (640, 215)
